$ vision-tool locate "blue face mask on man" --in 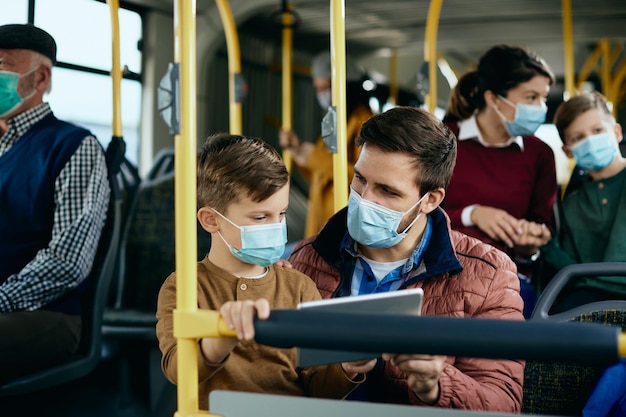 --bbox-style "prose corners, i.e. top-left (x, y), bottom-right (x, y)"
top-left (0, 67), bottom-right (38, 118)
top-left (496, 95), bottom-right (547, 137)
top-left (347, 188), bottom-right (428, 248)
top-left (570, 131), bottom-right (617, 171)
top-left (213, 209), bottom-right (287, 267)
